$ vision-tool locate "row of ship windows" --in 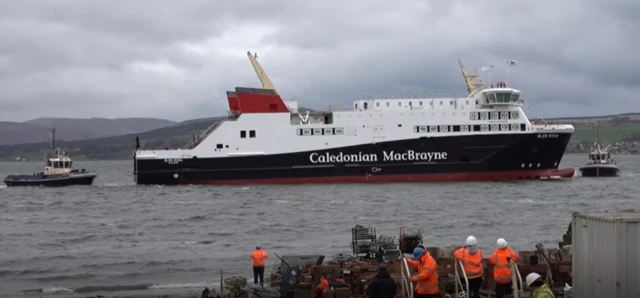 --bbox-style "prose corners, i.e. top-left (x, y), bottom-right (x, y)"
top-left (368, 99), bottom-right (476, 108)
top-left (413, 123), bottom-right (526, 133)
top-left (296, 127), bottom-right (345, 136)
top-left (470, 111), bottom-right (520, 120)
top-left (295, 123), bottom-right (527, 136)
